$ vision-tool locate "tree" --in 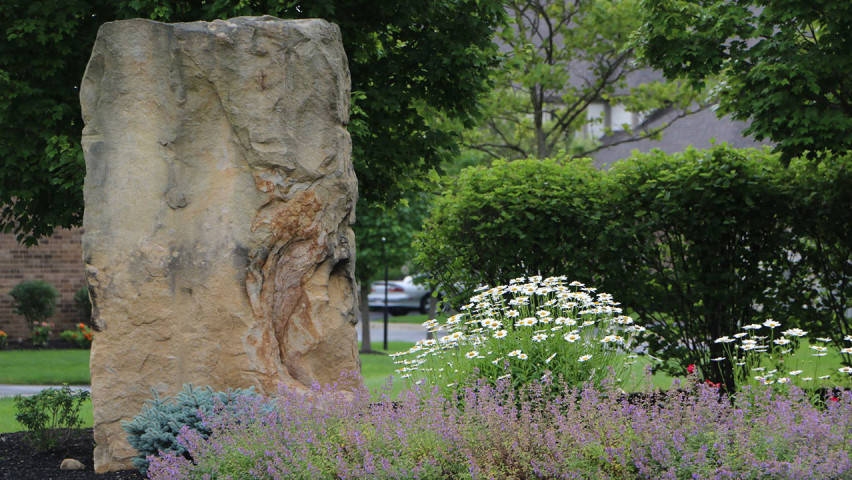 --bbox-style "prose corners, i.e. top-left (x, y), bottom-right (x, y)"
top-left (0, 0), bottom-right (504, 244)
top-left (634, 0), bottom-right (852, 163)
top-left (463, 0), bottom-right (703, 162)
top-left (354, 196), bottom-right (429, 353)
